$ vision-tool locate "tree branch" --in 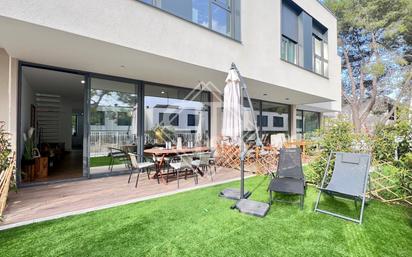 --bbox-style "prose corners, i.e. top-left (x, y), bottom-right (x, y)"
top-left (343, 49), bottom-right (357, 104)
top-left (379, 71), bottom-right (412, 123)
